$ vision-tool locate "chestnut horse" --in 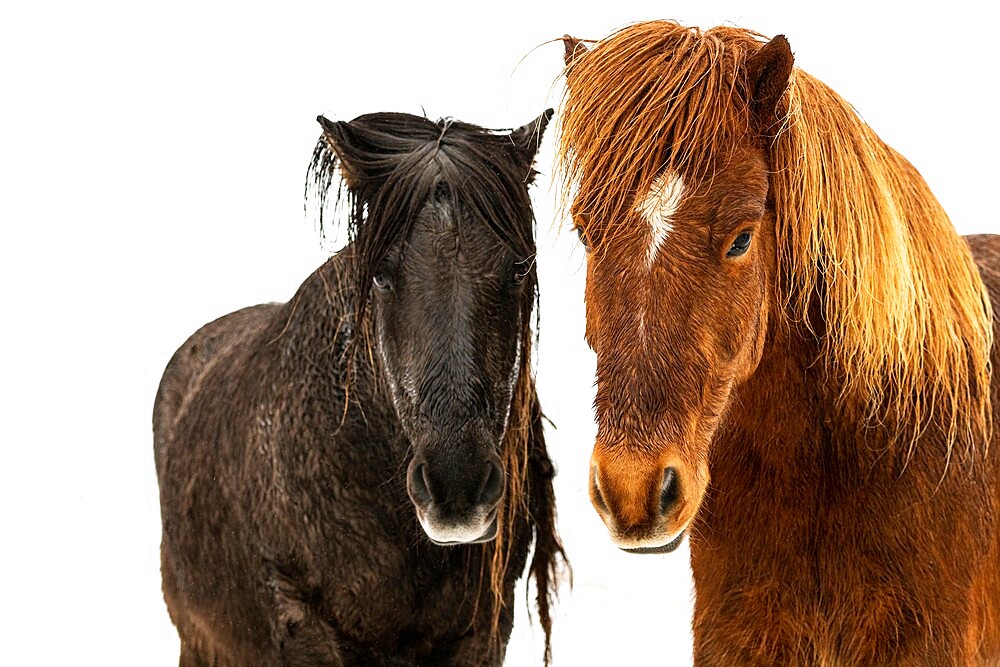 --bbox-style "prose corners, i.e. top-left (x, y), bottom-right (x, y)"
top-left (559, 22), bottom-right (999, 664)
top-left (154, 111), bottom-right (564, 665)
